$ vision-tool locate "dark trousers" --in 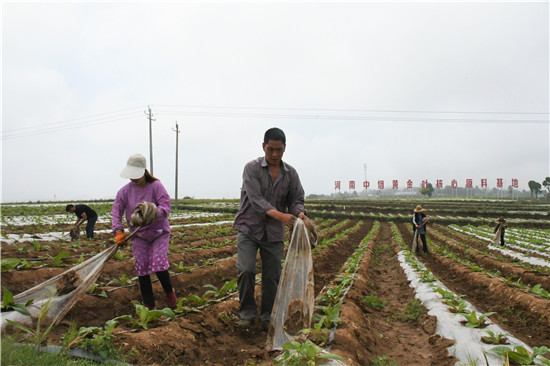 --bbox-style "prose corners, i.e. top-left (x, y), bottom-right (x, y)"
top-left (236, 232), bottom-right (284, 322)
top-left (138, 270), bottom-right (173, 308)
top-left (85, 216), bottom-right (97, 239)
top-left (499, 230), bottom-right (505, 246)
top-left (414, 230), bottom-right (428, 253)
